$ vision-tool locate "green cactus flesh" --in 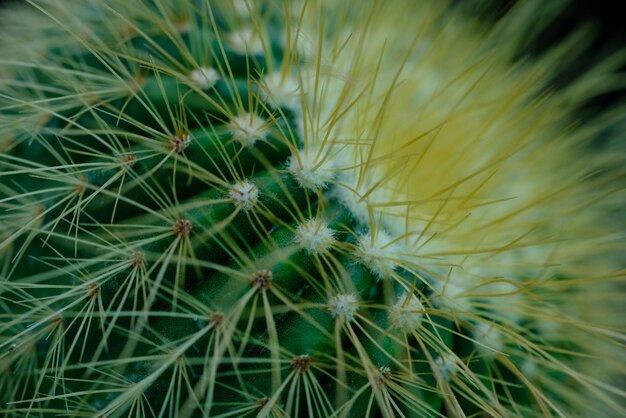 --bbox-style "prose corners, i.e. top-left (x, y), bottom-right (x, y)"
top-left (1, 1), bottom-right (625, 417)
